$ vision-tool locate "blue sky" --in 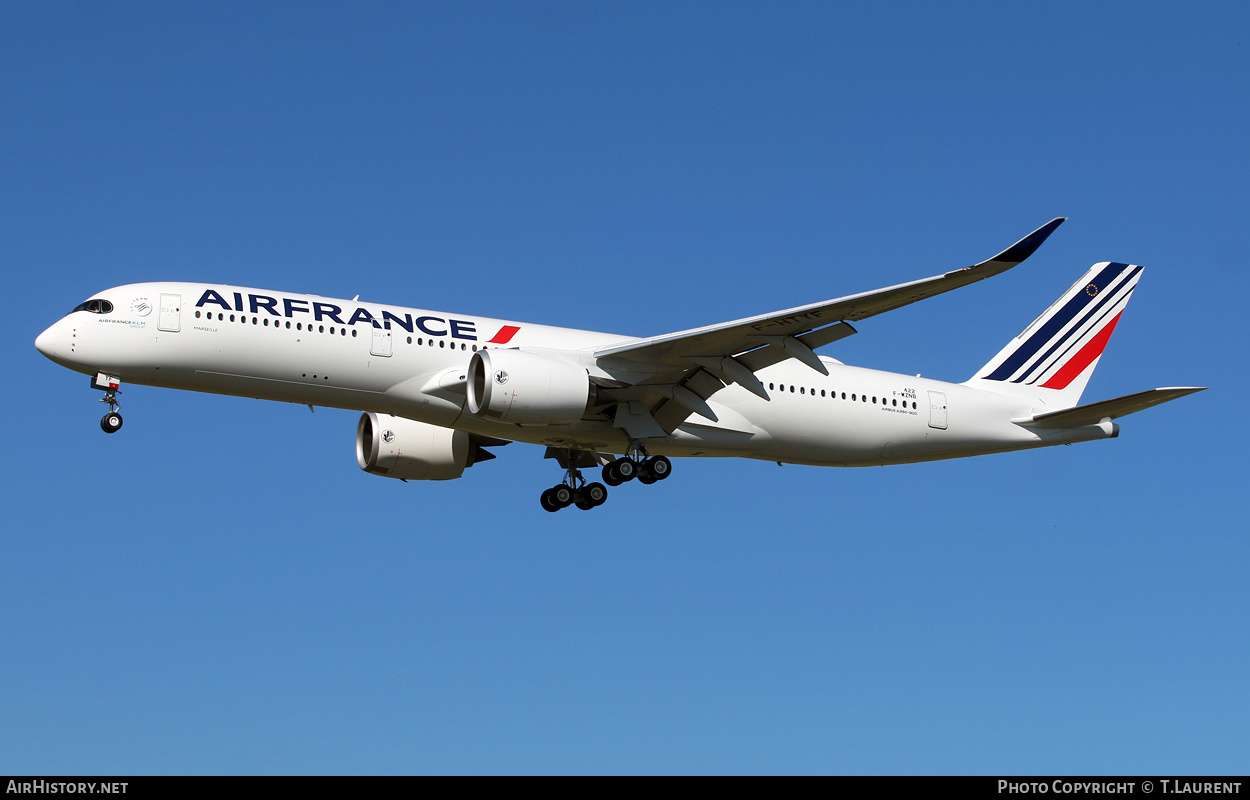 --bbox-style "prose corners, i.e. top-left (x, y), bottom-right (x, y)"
top-left (2, 2), bottom-right (1246, 774)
